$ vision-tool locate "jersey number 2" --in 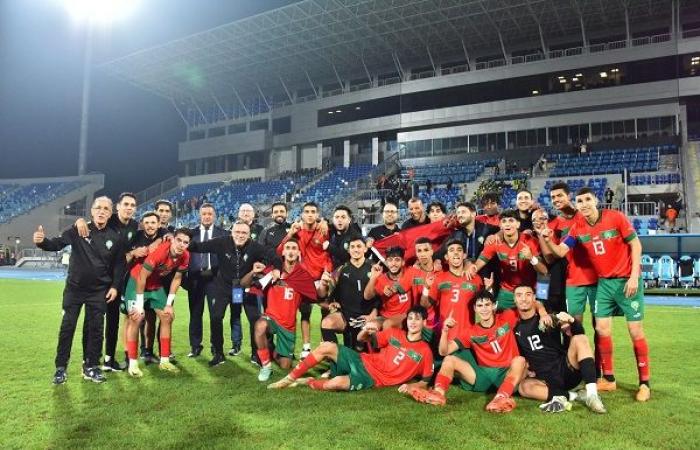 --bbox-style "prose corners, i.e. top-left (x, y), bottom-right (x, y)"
top-left (392, 351), bottom-right (406, 365)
